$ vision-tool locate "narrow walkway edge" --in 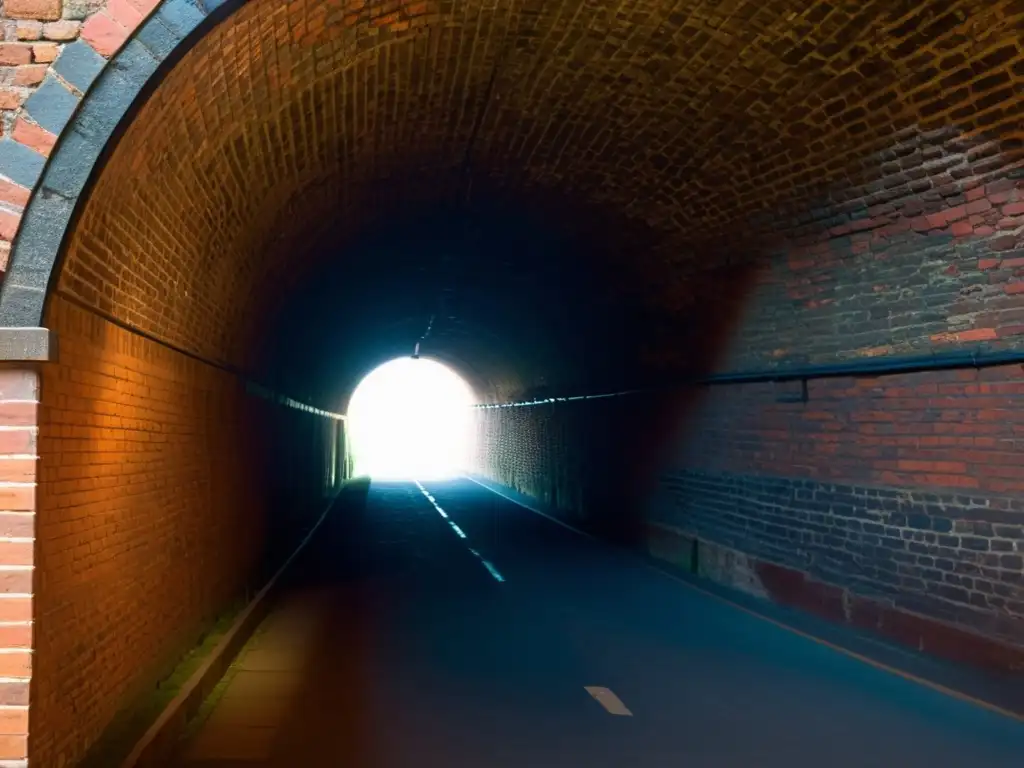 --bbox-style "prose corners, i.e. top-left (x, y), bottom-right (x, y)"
top-left (462, 475), bottom-right (1024, 724)
top-left (119, 482), bottom-right (364, 768)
